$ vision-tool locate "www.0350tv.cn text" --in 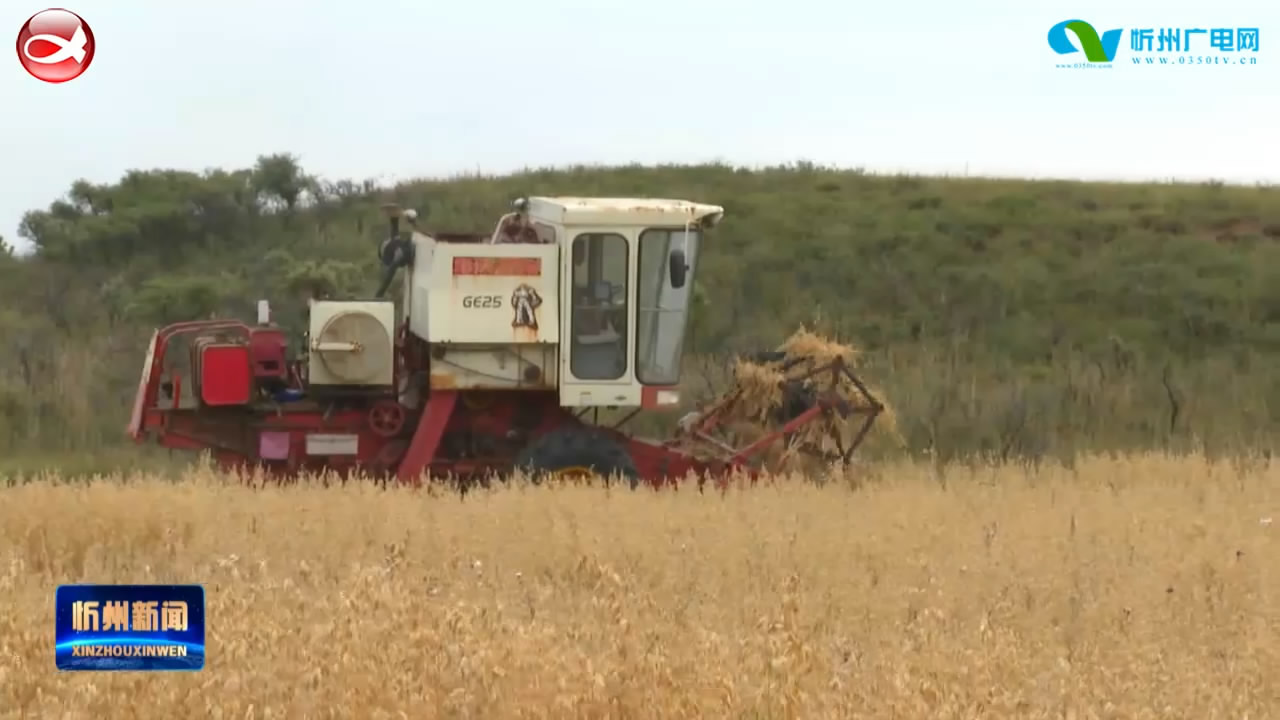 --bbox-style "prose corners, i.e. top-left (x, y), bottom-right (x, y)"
top-left (1056, 55), bottom-right (1261, 69)
top-left (1130, 54), bottom-right (1260, 65)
